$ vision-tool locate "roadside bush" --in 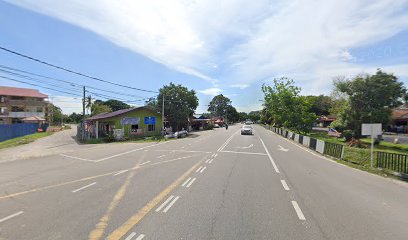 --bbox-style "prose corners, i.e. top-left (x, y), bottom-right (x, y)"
top-left (330, 120), bottom-right (346, 132)
top-left (342, 130), bottom-right (353, 142)
top-left (204, 124), bottom-right (214, 130)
